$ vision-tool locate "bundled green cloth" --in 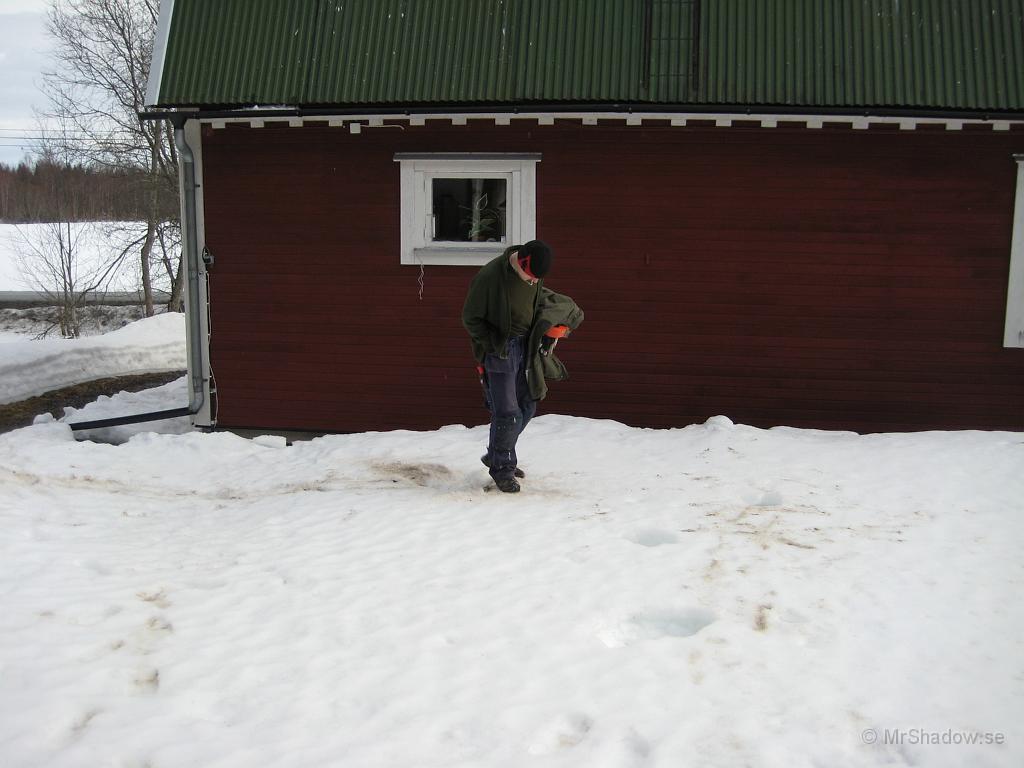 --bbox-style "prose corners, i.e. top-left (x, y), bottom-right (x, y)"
top-left (525, 288), bottom-right (584, 401)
